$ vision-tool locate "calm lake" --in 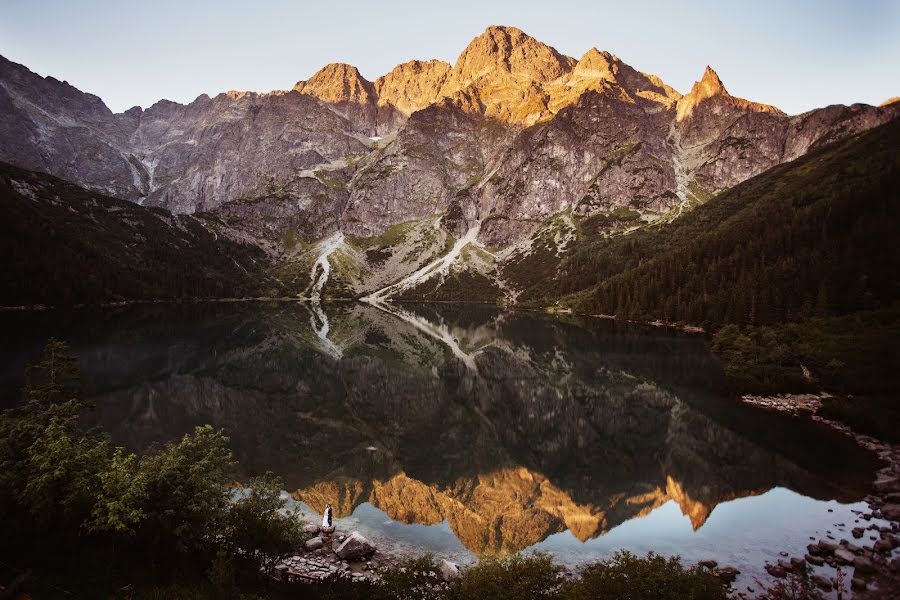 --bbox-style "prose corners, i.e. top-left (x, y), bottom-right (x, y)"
top-left (0, 301), bottom-right (883, 587)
